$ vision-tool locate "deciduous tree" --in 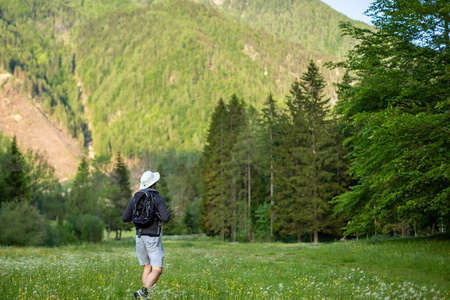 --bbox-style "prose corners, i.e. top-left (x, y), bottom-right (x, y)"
top-left (332, 0), bottom-right (450, 236)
